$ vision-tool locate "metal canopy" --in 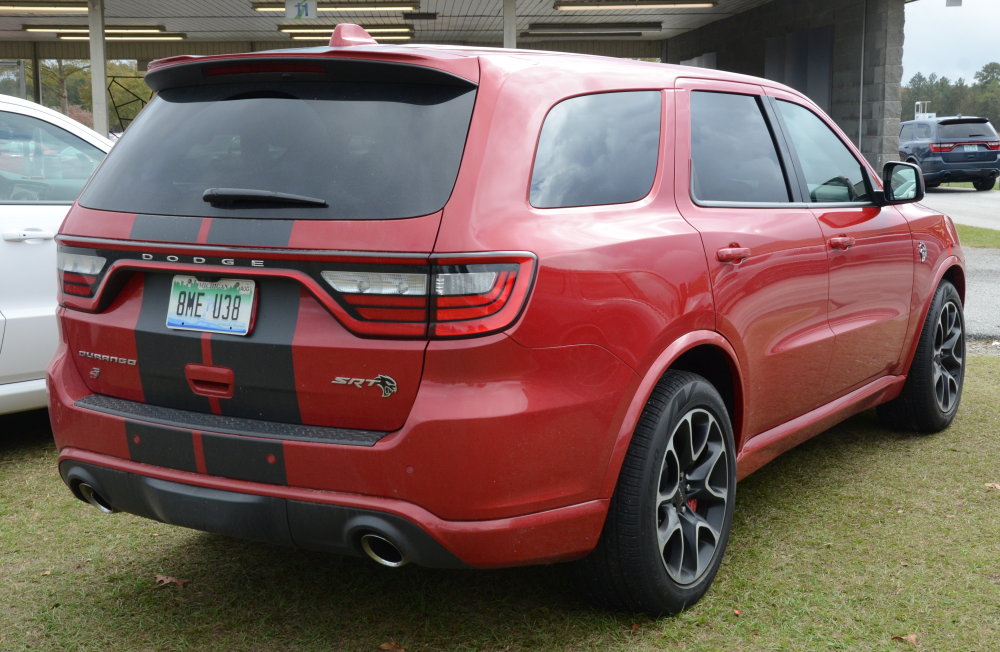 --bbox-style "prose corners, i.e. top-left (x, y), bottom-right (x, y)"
top-left (0, 0), bottom-right (775, 45)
